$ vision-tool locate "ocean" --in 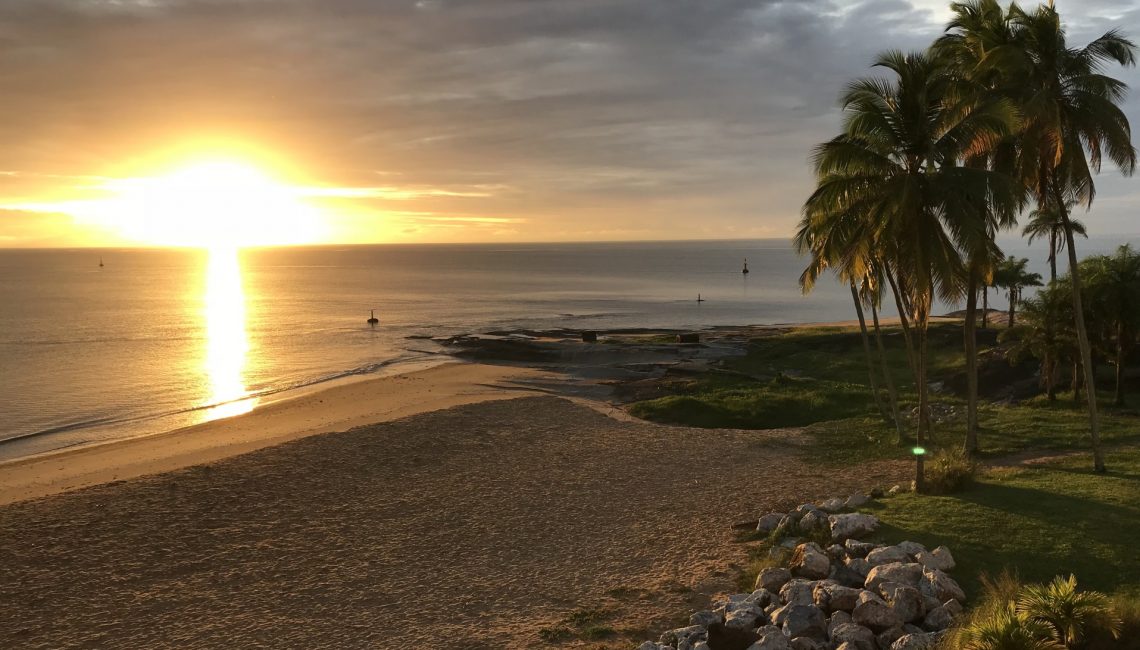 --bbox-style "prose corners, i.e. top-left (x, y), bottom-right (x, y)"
top-left (0, 236), bottom-right (1131, 460)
